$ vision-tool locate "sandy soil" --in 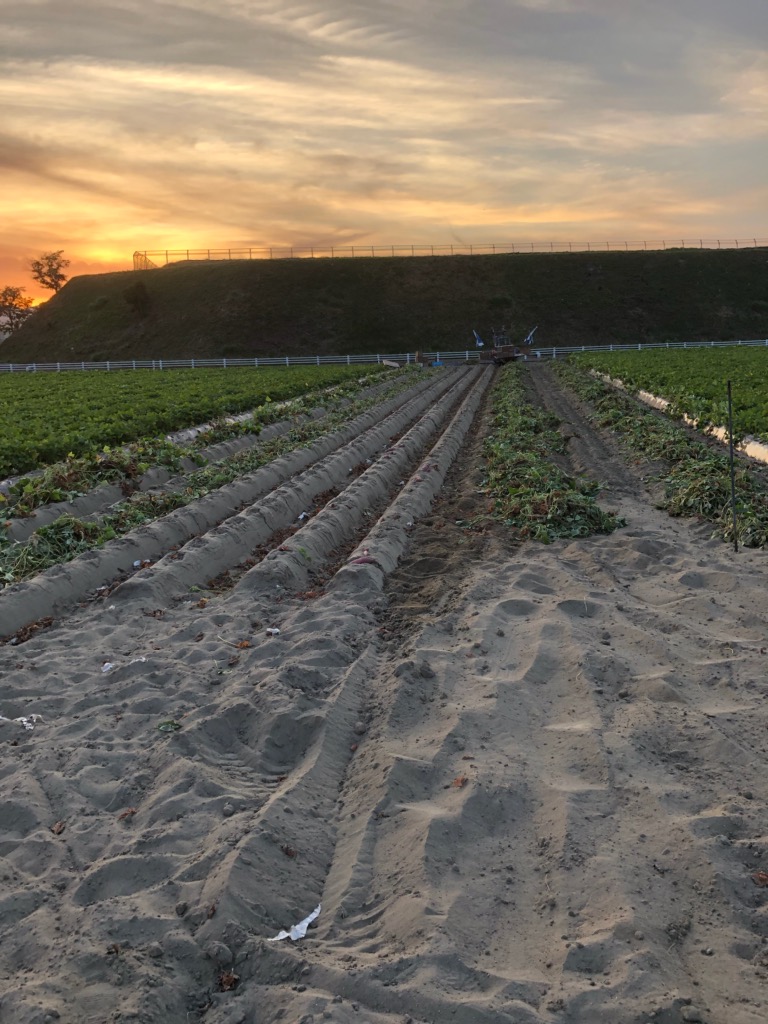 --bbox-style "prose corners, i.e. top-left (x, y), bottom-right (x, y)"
top-left (1, 364), bottom-right (767, 1024)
